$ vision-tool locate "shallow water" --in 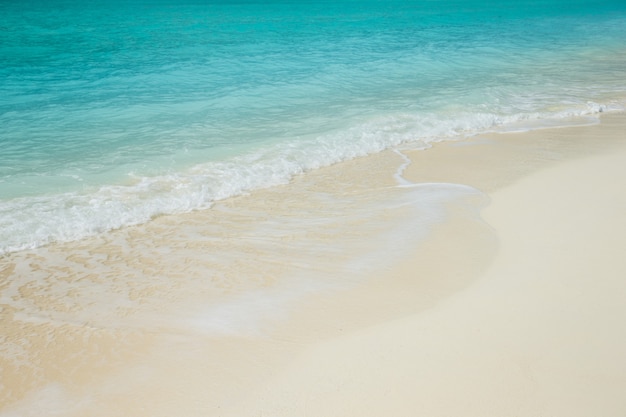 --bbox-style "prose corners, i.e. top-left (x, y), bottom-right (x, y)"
top-left (0, 143), bottom-right (491, 413)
